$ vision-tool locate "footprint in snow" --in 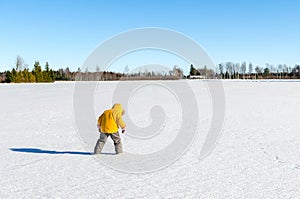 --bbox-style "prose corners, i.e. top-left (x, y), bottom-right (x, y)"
top-left (294, 164), bottom-right (300, 169)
